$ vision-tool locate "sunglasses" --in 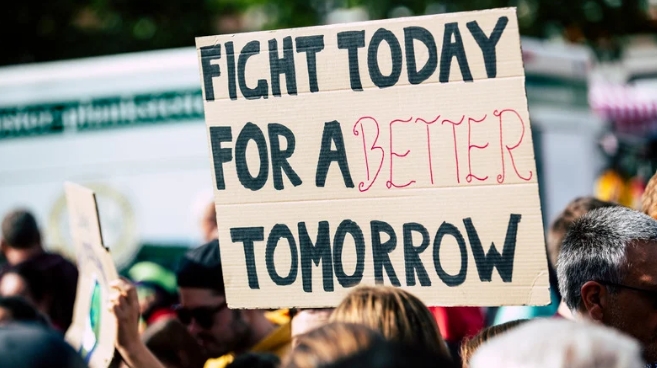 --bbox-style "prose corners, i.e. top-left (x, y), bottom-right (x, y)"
top-left (174, 302), bottom-right (228, 329)
top-left (596, 280), bottom-right (657, 308)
